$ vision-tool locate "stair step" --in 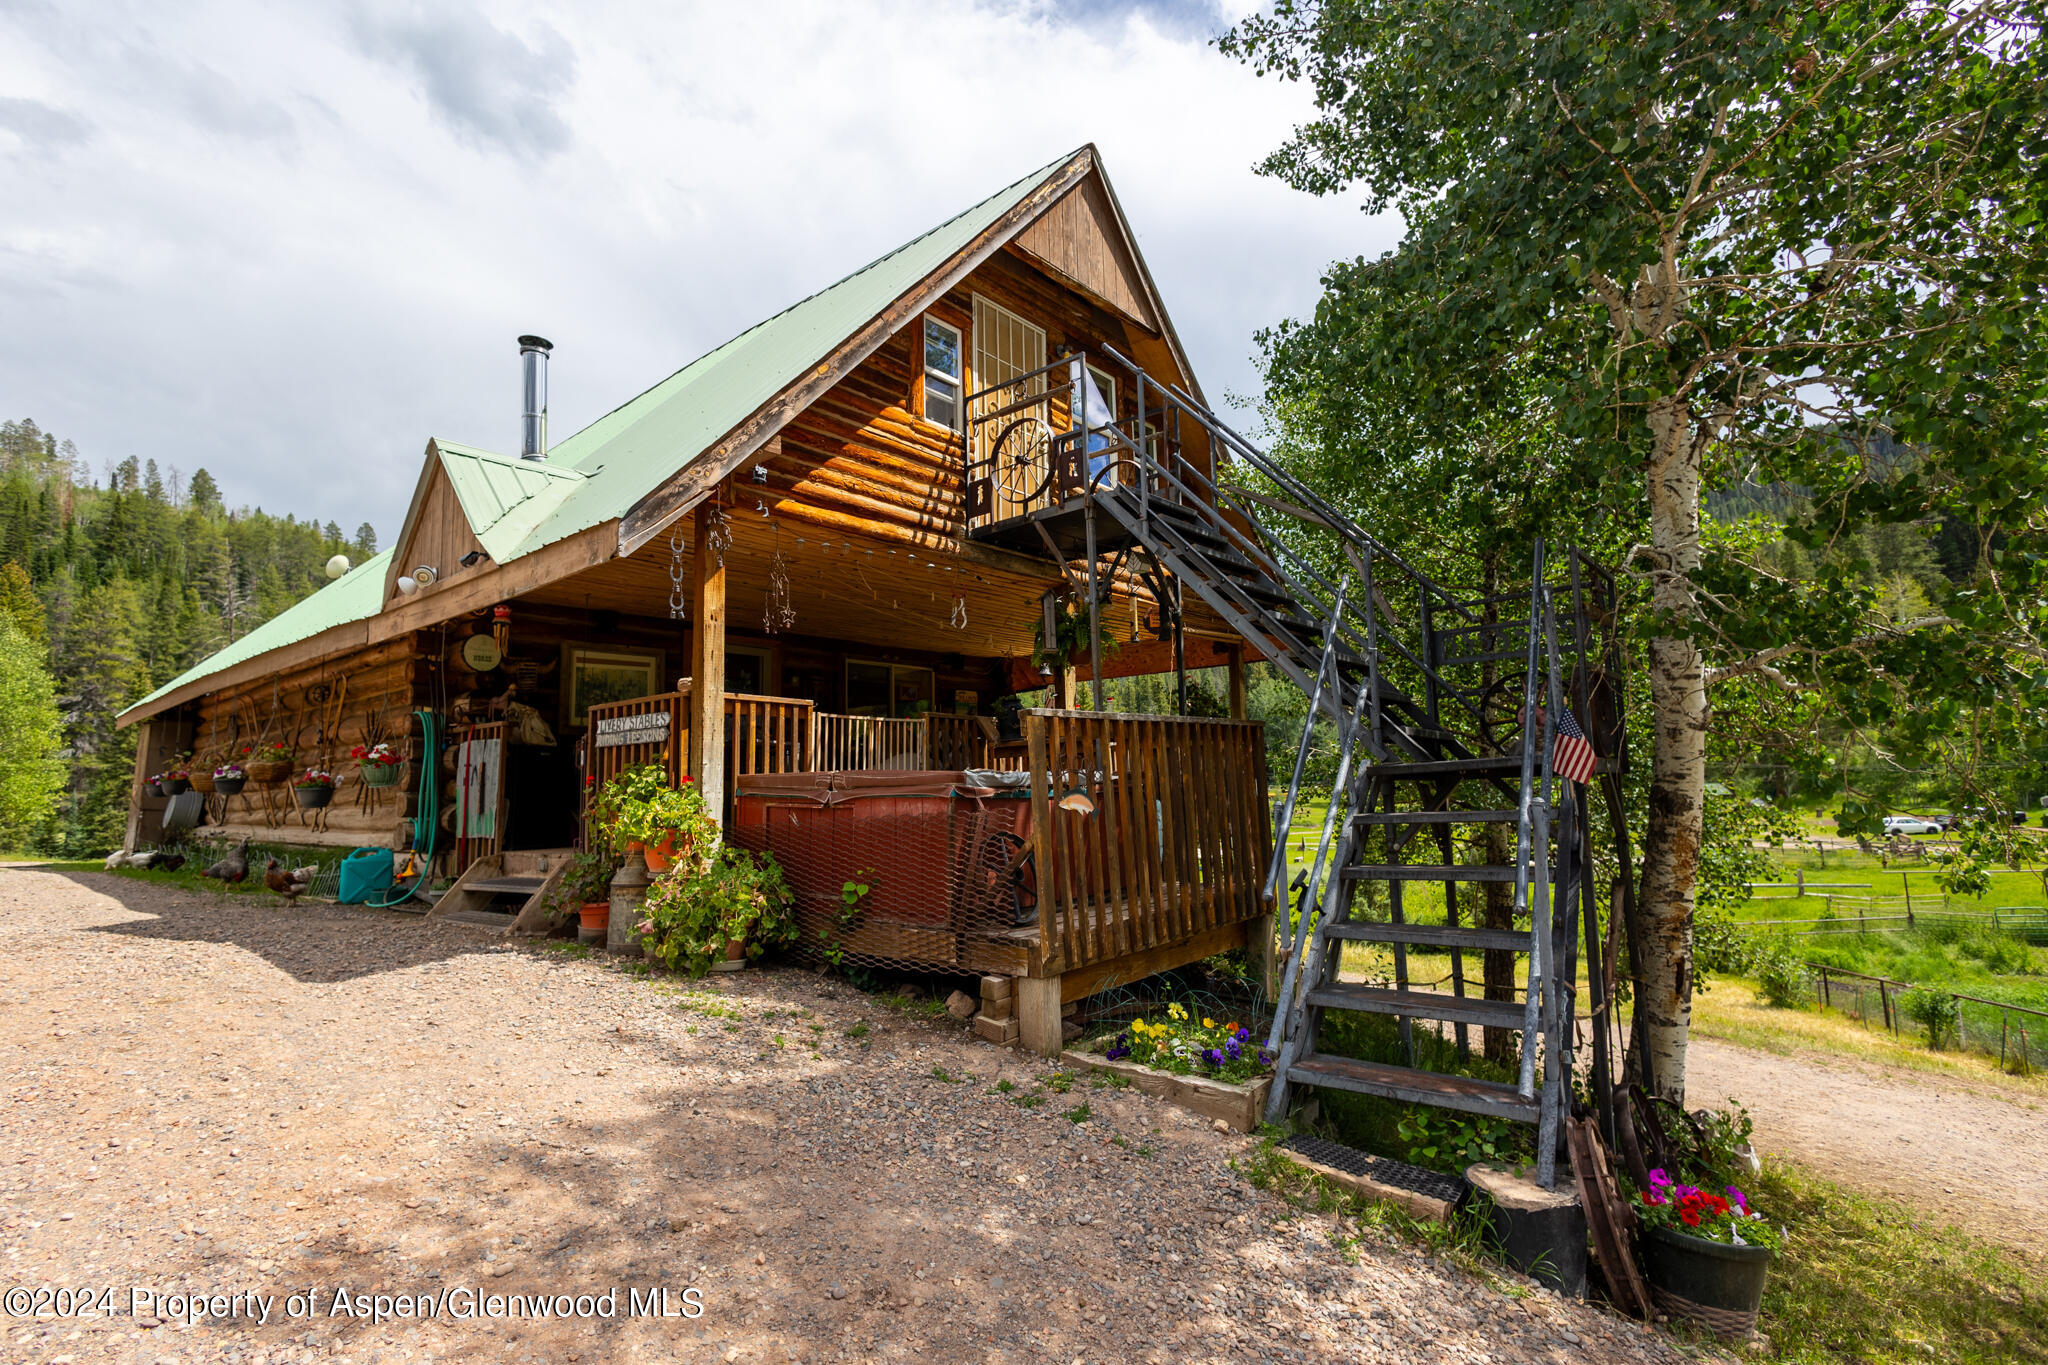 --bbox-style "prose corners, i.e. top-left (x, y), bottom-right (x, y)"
top-left (1307, 983), bottom-right (1528, 1030)
top-left (1287, 1053), bottom-right (1538, 1122)
top-left (439, 909), bottom-right (518, 930)
top-left (464, 876), bottom-right (547, 896)
top-left (1374, 755), bottom-right (1525, 778)
top-left (1352, 809), bottom-right (1520, 825)
top-left (1440, 648), bottom-right (1529, 666)
top-left (1343, 863), bottom-right (1523, 883)
top-left (1327, 921), bottom-right (1534, 953)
